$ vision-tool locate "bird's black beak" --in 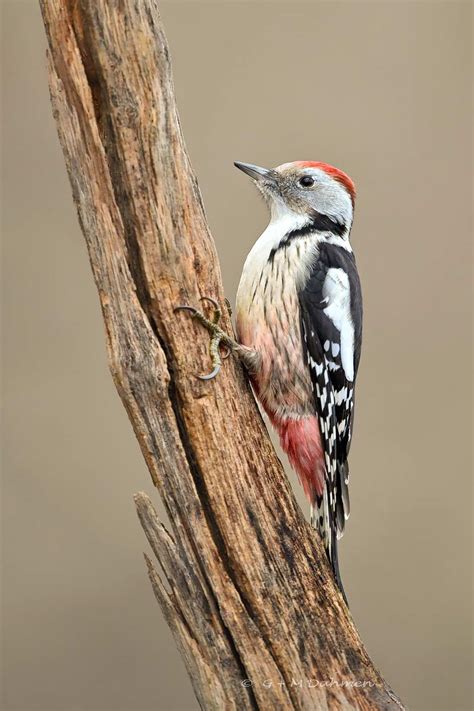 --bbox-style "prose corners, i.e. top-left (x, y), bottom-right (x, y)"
top-left (234, 161), bottom-right (274, 182)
